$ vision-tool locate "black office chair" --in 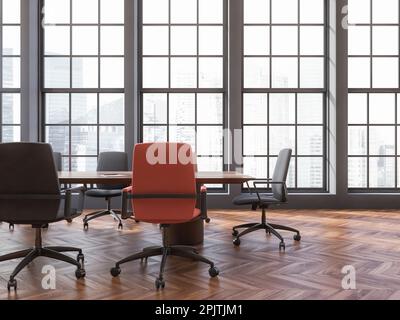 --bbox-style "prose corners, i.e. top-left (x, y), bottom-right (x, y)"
top-left (8, 151), bottom-right (63, 232)
top-left (83, 152), bottom-right (128, 230)
top-left (0, 143), bottom-right (86, 291)
top-left (232, 149), bottom-right (301, 251)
